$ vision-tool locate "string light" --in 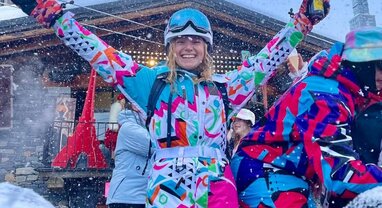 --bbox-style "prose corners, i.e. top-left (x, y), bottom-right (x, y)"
top-left (147, 59), bottom-right (157, 67)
